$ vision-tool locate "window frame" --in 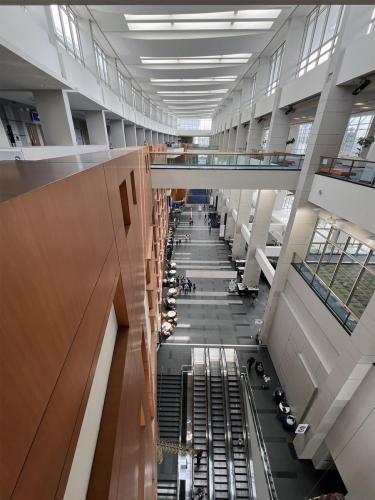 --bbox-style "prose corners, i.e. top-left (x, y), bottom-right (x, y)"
top-left (297, 5), bottom-right (344, 78)
top-left (340, 113), bottom-right (374, 157)
top-left (51, 5), bottom-right (83, 62)
top-left (266, 43), bottom-right (284, 96)
top-left (294, 122), bottom-right (313, 154)
top-left (94, 41), bottom-right (109, 85)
